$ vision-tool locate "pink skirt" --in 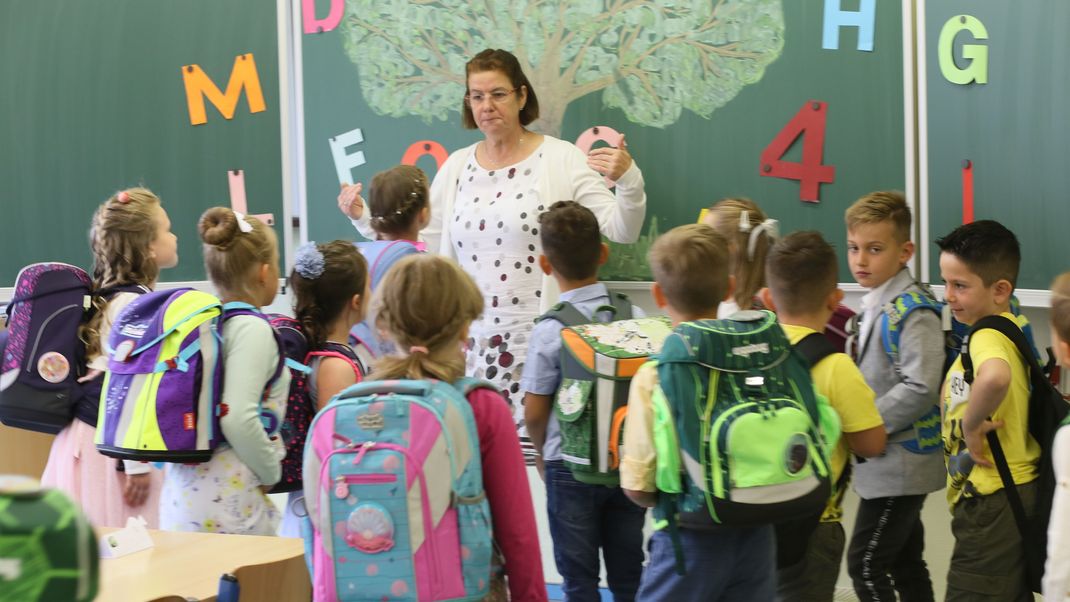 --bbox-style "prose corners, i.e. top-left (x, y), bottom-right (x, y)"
top-left (40, 419), bottom-right (162, 529)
